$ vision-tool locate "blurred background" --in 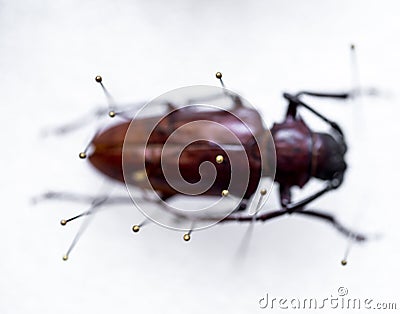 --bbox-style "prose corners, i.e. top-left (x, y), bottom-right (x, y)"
top-left (0, 0), bottom-right (399, 313)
